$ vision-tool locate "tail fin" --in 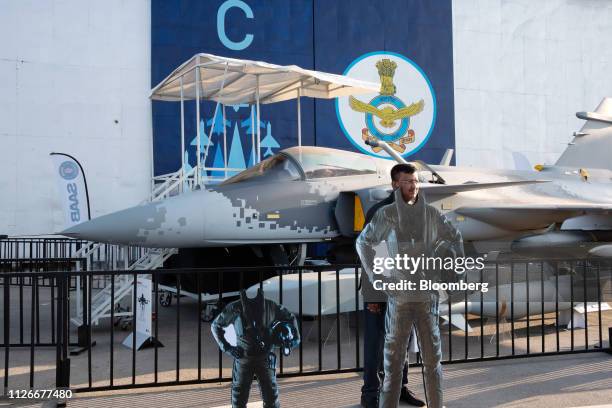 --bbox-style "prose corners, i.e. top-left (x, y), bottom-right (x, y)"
top-left (555, 97), bottom-right (612, 170)
top-left (512, 152), bottom-right (532, 170)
